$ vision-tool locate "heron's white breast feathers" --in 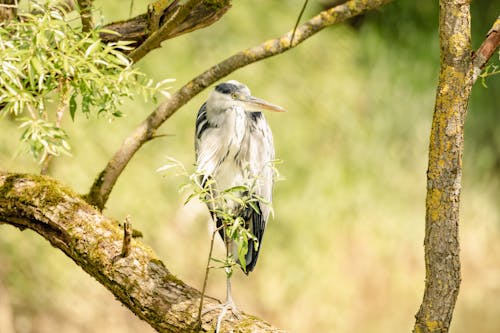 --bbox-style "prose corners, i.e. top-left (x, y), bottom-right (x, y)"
top-left (195, 104), bottom-right (275, 221)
